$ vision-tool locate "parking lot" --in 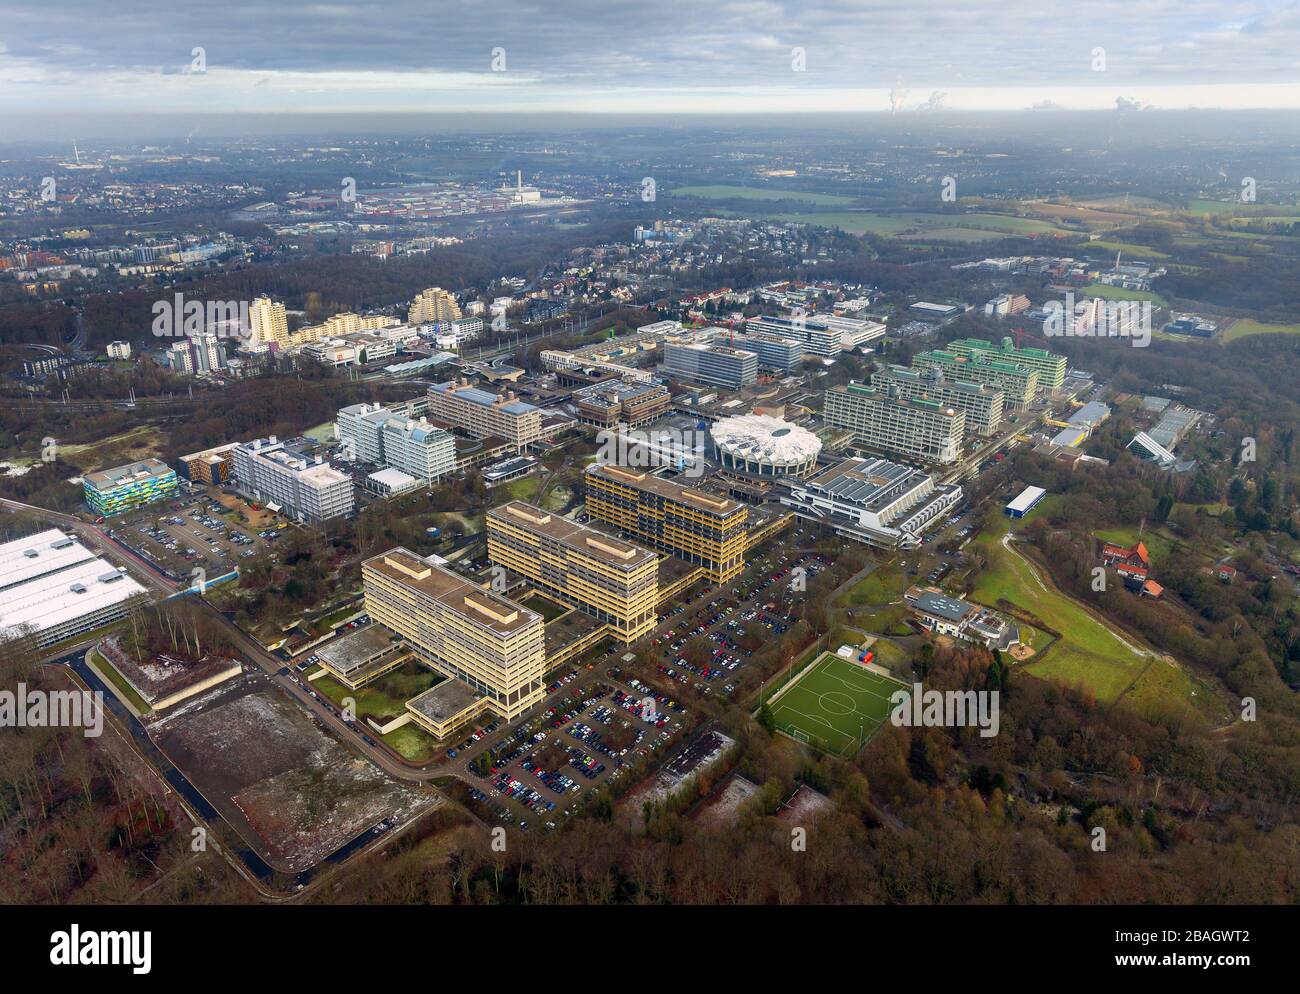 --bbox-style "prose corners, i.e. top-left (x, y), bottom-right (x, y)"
top-left (106, 488), bottom-right (279, 582)
top-left (463, 669), bottom-right (689, 832)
